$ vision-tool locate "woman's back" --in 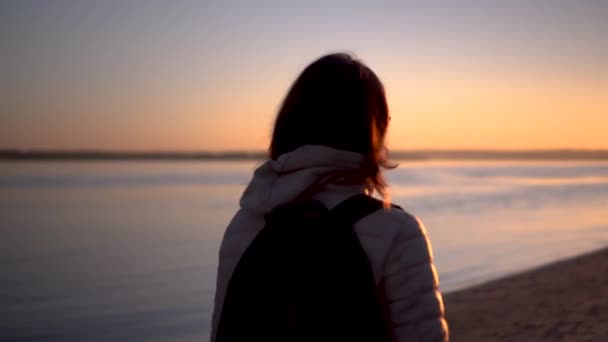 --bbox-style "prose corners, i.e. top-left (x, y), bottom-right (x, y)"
top-left (211, 145), bottom-right (448, 341)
